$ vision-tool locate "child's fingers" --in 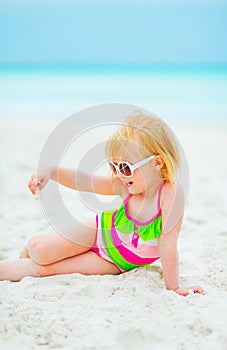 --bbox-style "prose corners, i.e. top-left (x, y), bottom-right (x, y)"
top-left (174, 285), bottom-right (205, 297)
top-left (37, 179), bottom-right (46, 191)
top-left (29, 177), bottom-right (49, 194)
top-left (28, 175), bottom-right (43, 194)
top-left (28, 179), bottom-right (36, 194)
top-left (28, 170), bottom-right (50, 195)
top-left (192, 285), bottom-right (205, 295)
top-left (185, 286), bottom-right (205, 295)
